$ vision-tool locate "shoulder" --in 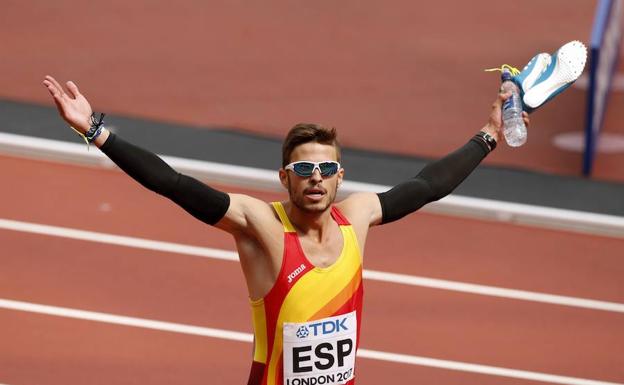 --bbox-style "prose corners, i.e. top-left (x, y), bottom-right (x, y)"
top-left (335, 192), bottom-right (383, 227)
top-left (216, 193), bottom-right (282, 235)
